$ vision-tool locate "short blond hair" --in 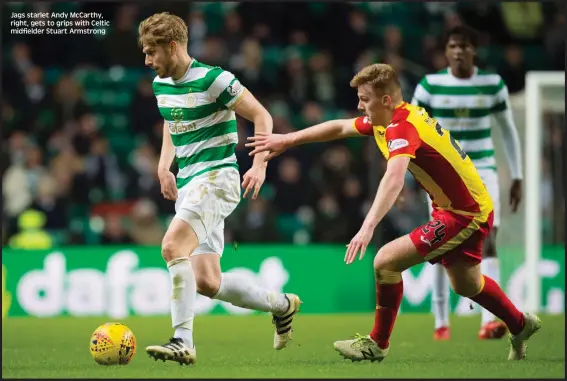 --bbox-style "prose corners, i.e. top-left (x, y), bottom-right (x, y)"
top-left (138, 12), bottom-right (188, 48)
top-left (350, 64), bottom-right (401, 95)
